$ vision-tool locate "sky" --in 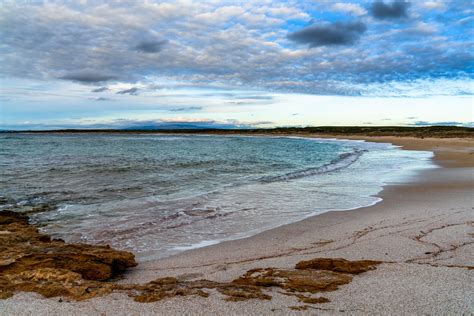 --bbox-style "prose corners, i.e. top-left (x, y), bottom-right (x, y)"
top-left (0, 0), bottom-right (473, 130)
